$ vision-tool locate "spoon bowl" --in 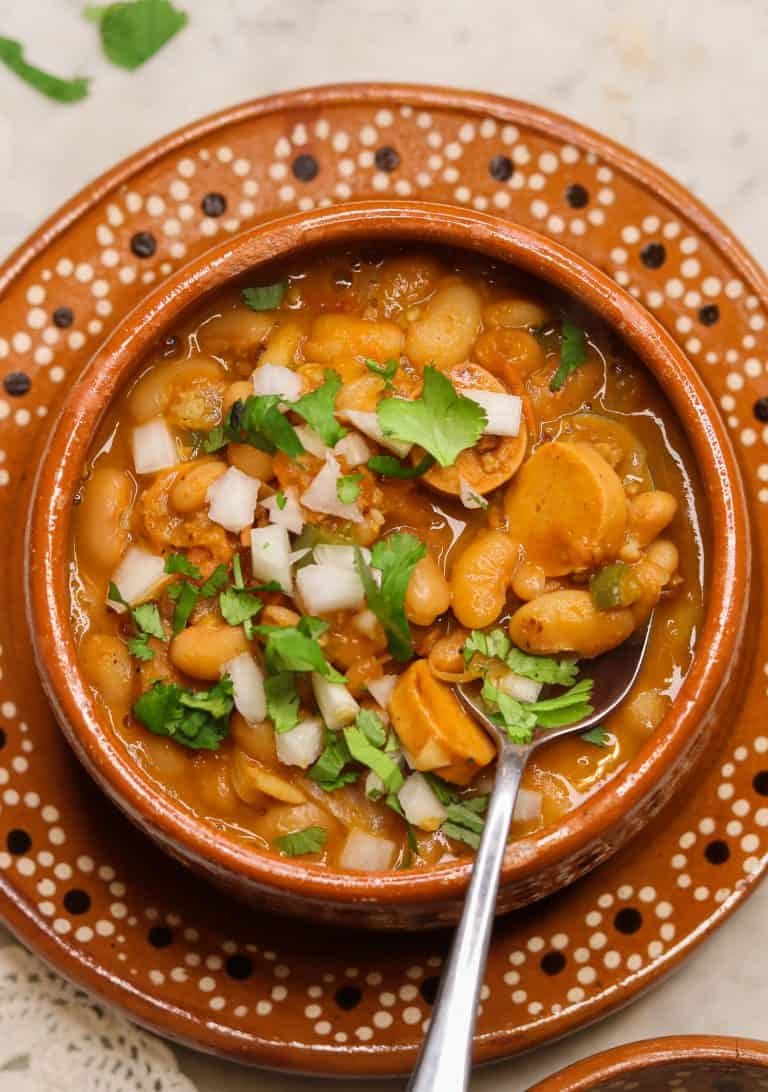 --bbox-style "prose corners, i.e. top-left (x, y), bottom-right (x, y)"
top-left (408, 622), bottom-right (652, 1092)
